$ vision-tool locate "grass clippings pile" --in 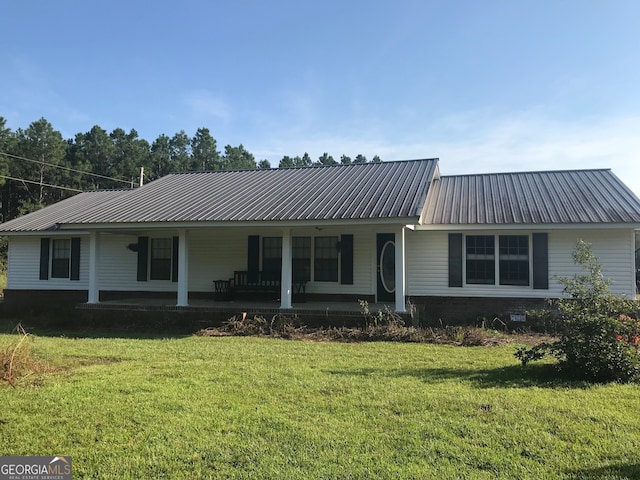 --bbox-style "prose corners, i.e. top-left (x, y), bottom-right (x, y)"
top-left (196, 312), bottom-right (550, 347)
